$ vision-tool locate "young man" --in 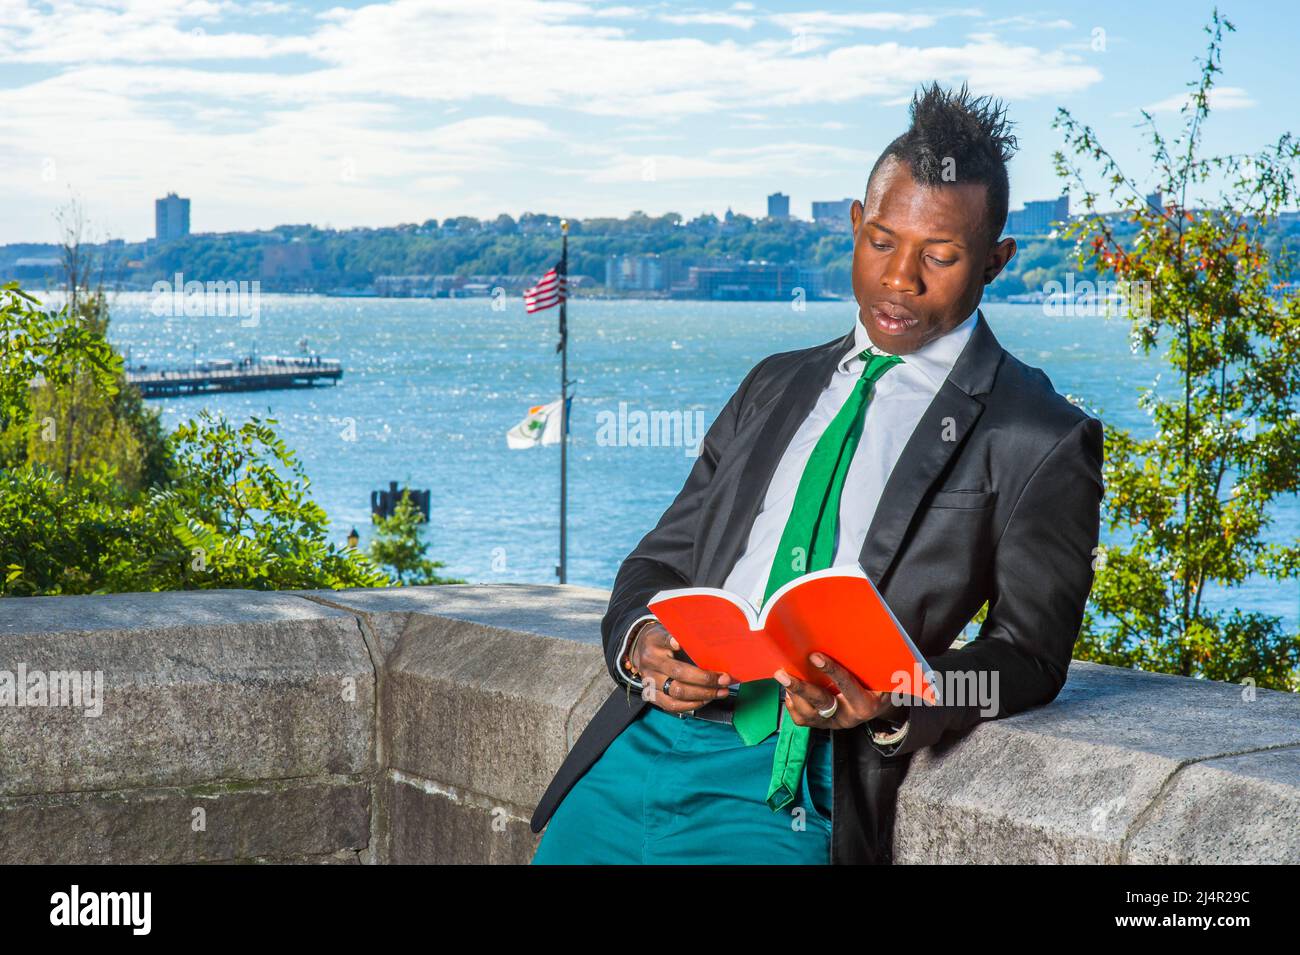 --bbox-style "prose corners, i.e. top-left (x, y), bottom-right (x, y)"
top-left (530, 82), bottom-right (1104, 865)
